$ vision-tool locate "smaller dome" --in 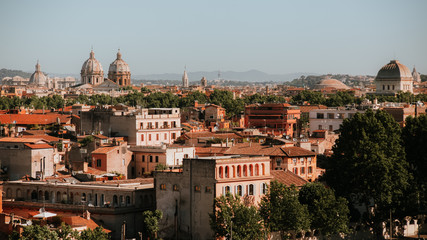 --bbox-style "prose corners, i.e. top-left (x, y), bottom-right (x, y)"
top-left (29, 61), bottom-right (47, 86)
top-left (108, 50), bottom-right (130, 73)
top-left (81, 50), bottom-right (104, 74)
top-left (314, 78), bottom-right (350, 90)
top-left (375, 60), bottom-right (412, 81)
